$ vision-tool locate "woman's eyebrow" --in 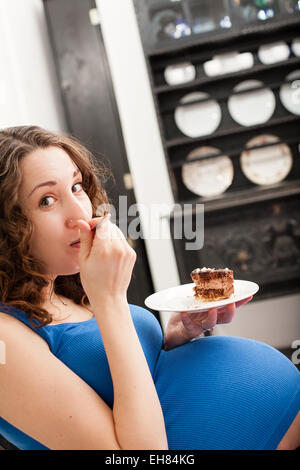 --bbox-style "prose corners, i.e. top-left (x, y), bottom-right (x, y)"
top-left (28, 168), bottom-right (81, 198)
